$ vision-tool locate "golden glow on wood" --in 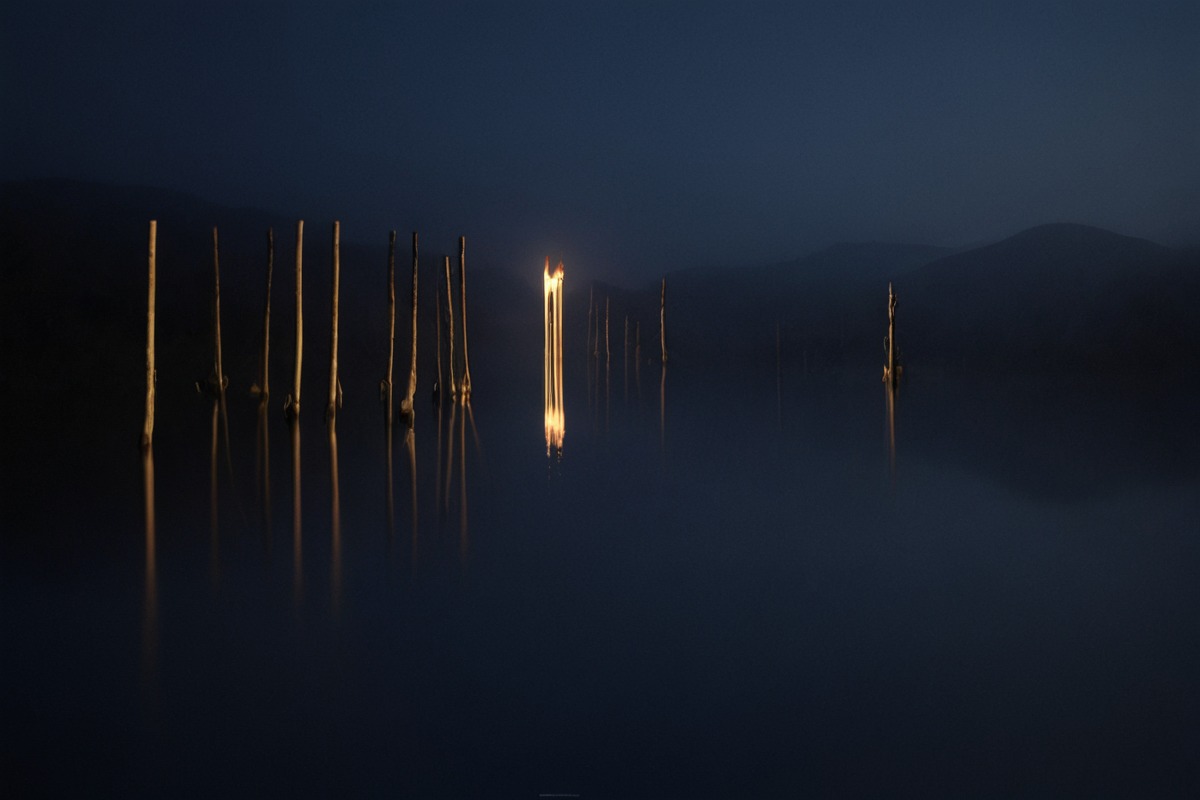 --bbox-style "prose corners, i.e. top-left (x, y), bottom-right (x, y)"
top-left (543, 258), bottom-right (566, 455)
top-left (142, 220), bottom-right (156, 447)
